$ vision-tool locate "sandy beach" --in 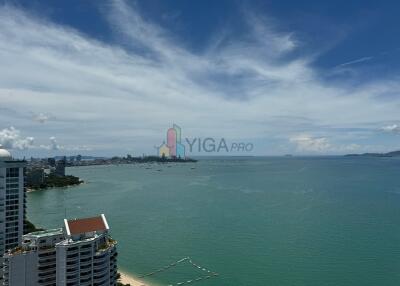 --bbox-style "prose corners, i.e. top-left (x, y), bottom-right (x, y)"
top-left (119, 271), bottom-right (150, 286)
